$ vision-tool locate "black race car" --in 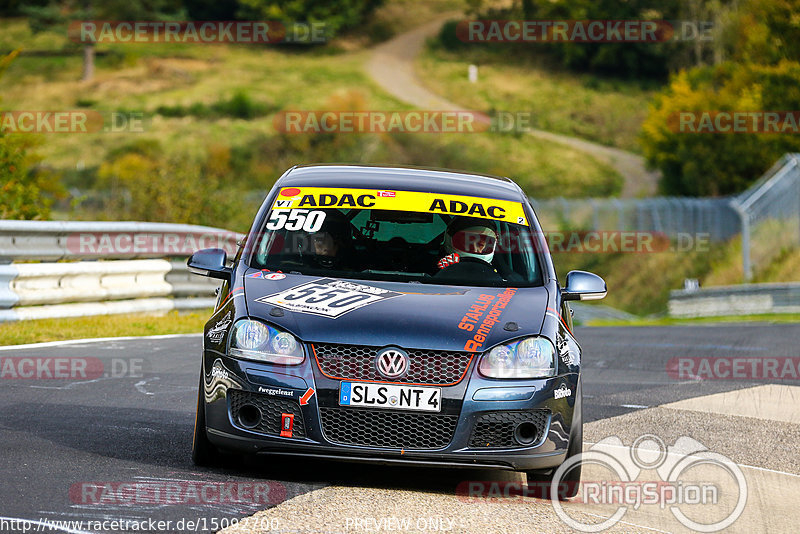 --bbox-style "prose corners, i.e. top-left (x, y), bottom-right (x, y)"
top-left (188, 165), bottom-right (606, 497)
